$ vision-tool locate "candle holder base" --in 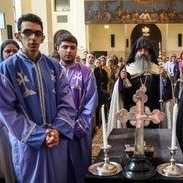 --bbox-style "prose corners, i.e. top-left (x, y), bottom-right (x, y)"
top-left (157, 146), bottom-right (183, 177)
top-left (88, 161), bottom-right (122, 176)
top-left (88, 144), bottom-right (122, 176)
top-left (123, 156), bottom-right (156, 180)
top-left (157, 163), bottom-right (183, 177)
